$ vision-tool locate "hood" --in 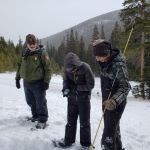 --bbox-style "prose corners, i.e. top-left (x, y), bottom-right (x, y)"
top-left (64, 52), bottom-right (82, 68)
top-left (111, 48), bottom-right (126, 65)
